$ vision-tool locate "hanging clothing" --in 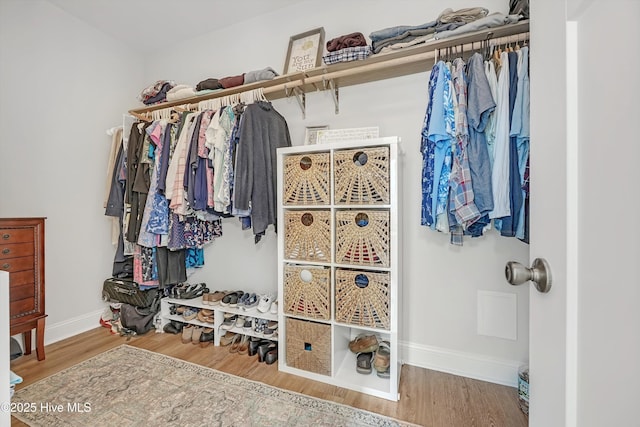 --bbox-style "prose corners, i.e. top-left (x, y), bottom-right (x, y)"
top-left (465, 52), bottom-right (496, 236)
top-left (489, 51), bottom-right (511, 220)
top-left (510, 47), bottom-right (530, 240)
top-left (233, 101), bottom-right (292, 242)
top-left (420, 63), bottom-right (440, 227)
